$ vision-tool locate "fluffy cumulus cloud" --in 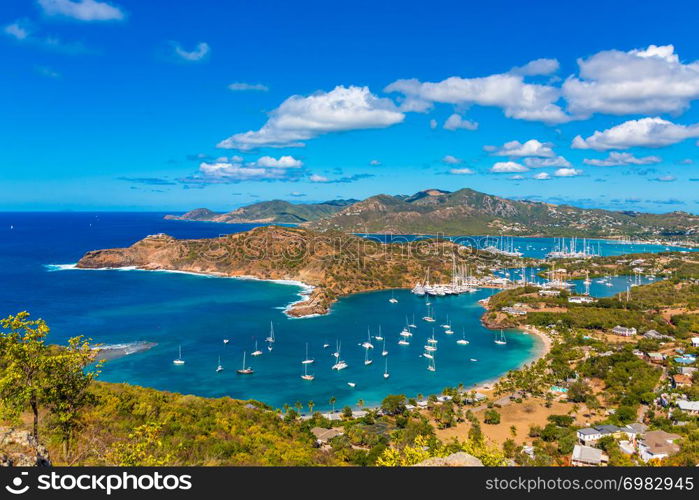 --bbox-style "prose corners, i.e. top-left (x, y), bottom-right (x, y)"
top-left (4, 20), bottom-right (30, 40)
top-left (523, 156), bottom-right (571, 168)
top-left (443, 113), bottom-right (478, 131)
top-left (37, 0), bottom-right (125, 21)
top-left (490, 161), bottom-right (529, 173)
top-left (563, 45), bottom-right (699, 117)
top-left (385, 73), bottom-right (568, 124)
top-left (554, 167), bottom-right (583, 177)
top-left (228, 82), bottom-right (268, 92)
top-left (490, 139), bottom-right (555, 157)
top-left (194, 155), bottom-right (304, 183)
top-left (533, 172), bottom-right (551, 180)
top-left (308, 173), bottom-right (373, 184)
top-left (572, 117), bottom-right (699, 150)
top-left (510, 58), bottom-right (560, 76)
top-left (218, 86), bottom-right (405, 150)
top-left (583, 151), bottom-right (662, 166)
top-left (172, 42), bottom-right (210, 62)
